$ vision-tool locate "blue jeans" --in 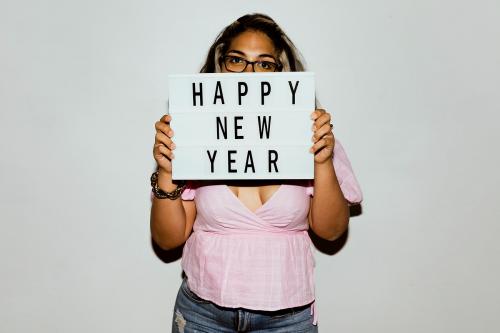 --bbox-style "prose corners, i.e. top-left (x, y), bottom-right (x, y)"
top-left (172, 278), bottom-right (318, 332)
